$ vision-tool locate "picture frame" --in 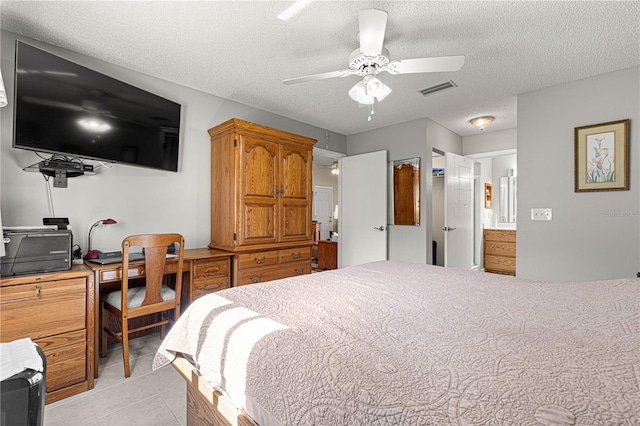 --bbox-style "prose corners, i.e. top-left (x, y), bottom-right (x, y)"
top-left (574, 119), bottom-right (629, 192)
